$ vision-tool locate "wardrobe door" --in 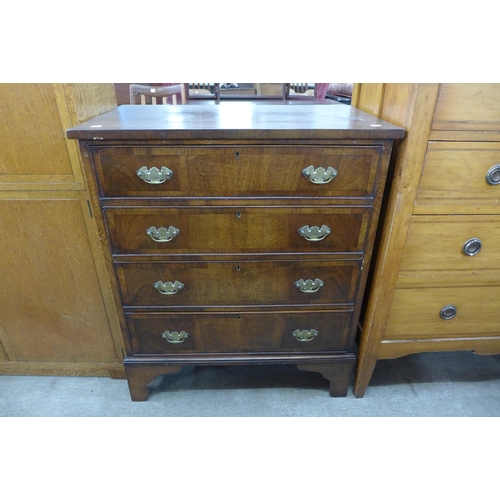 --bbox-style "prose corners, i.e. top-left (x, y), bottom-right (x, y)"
top-left (0, 194), bottom-right (118, 363)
